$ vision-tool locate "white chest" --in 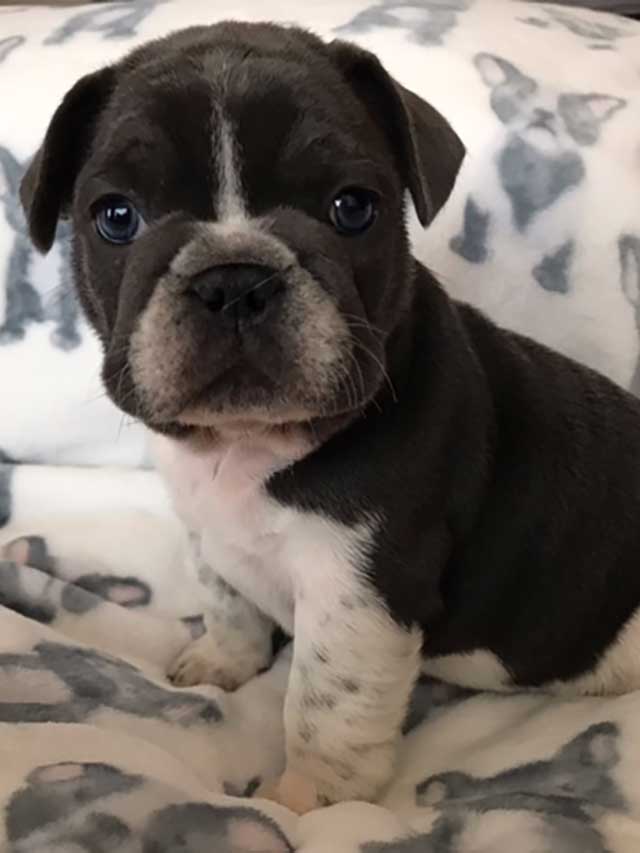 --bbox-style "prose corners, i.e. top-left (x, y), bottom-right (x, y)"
top-left (153, 436), bottom-right (298, 630)
top-left (151, 434), bottom-right (371, 635)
